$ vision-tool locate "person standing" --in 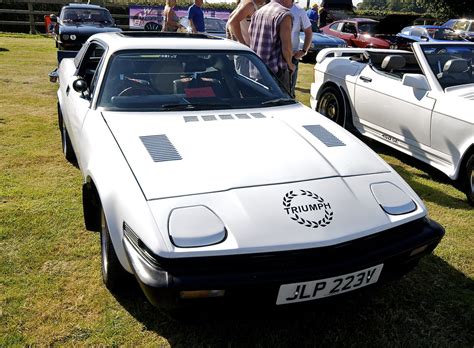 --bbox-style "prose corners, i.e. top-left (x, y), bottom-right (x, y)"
top-left (227, 0), bottom-right (266, 46)
top-left (162, 0), bottom-right (182, 32)
top-left (290, 1), bottom-right (312, 97)
top-left (318, 6), bottom-right (329, 28)
top-left (249, 0), bottom-right (294, 93)
top-left (188, 0), bottom-right (205, 33)
top-left (306, 3), bottom-right (319, 31)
